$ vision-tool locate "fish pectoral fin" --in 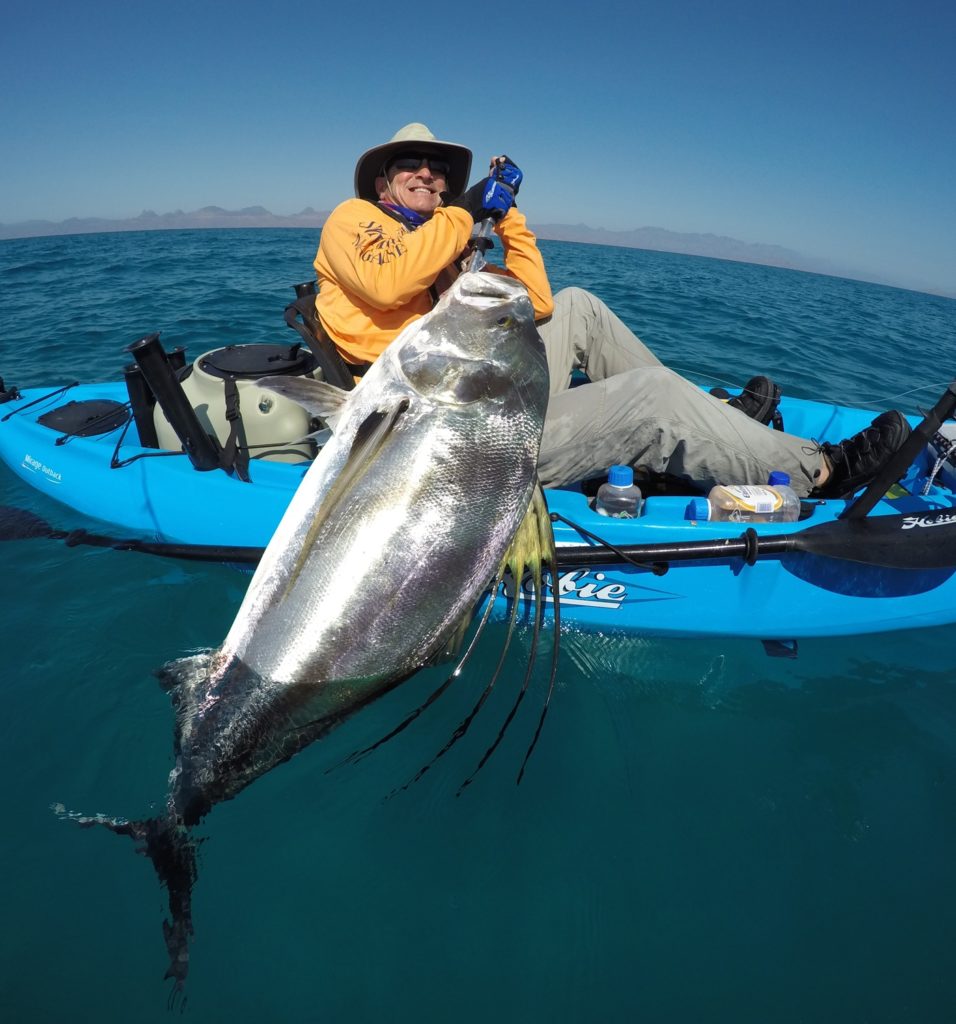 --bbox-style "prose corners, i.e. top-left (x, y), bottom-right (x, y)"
top-left (254, 375), bottom-right (351, 429)
top-left (290, 426), bottom-right (333, 449)
top-left (317, 399), bottom-right (411, 522)
top-left (349, 399), bottom-right (411, 460)
top-left (281, 398), bottom-right (412, 598)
